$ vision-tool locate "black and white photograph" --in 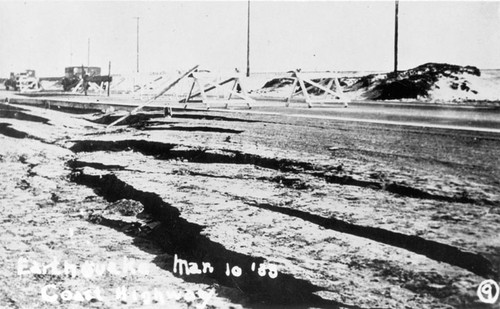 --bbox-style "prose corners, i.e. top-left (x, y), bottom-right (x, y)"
top-left (0, 0), bottom-right (499, 308)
